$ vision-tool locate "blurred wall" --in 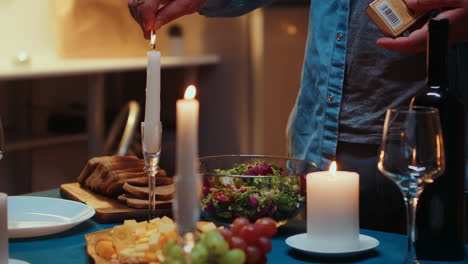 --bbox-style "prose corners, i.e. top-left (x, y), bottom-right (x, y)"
top-left (249, 7), bottom-right (309, 156)
top-left (198, 15), bottom-right (251, 157)
top-left (0, 0), bottom-right (56, 62)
